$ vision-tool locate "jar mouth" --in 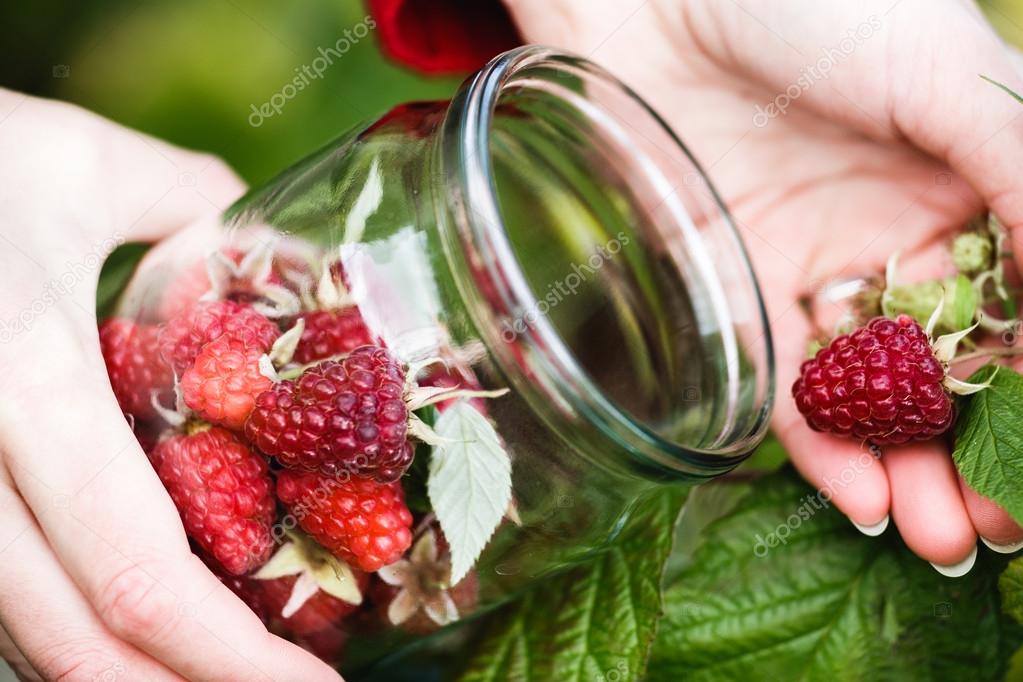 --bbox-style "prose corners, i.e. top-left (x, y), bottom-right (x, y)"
top-left (437, 46), bottom-right (775, 477)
